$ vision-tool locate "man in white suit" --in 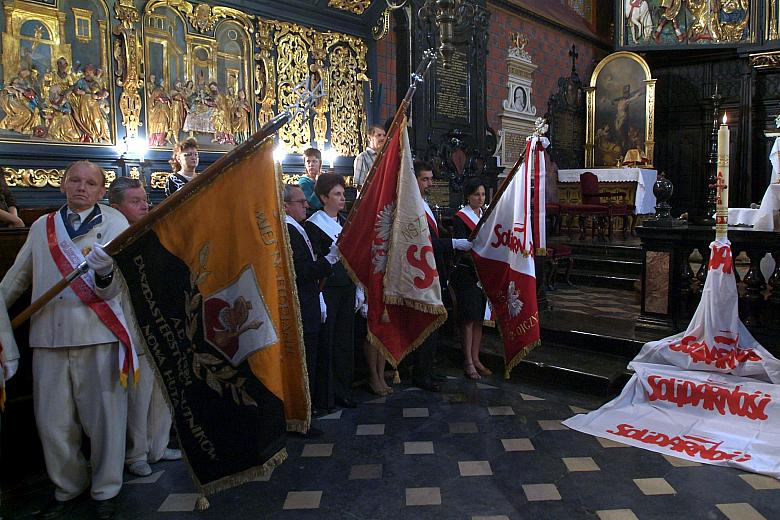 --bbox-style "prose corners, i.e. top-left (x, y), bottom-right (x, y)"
top-left (0, 161), bottom-right (131, 520)
top-left (107, 177), bottom-right (181, 477)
